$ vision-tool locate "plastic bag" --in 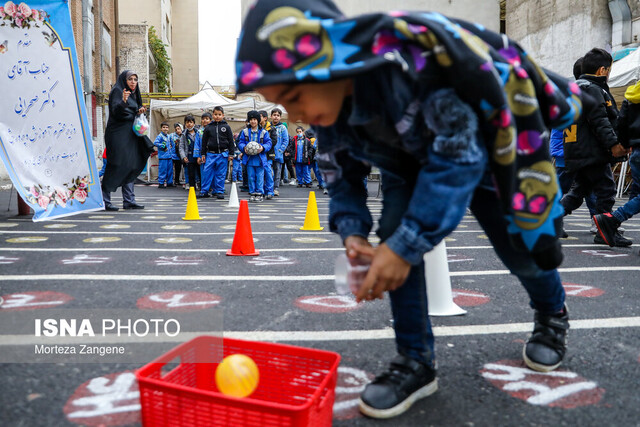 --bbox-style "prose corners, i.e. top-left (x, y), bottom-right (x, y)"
top-left (133, 114), bottom-right (150, 137)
